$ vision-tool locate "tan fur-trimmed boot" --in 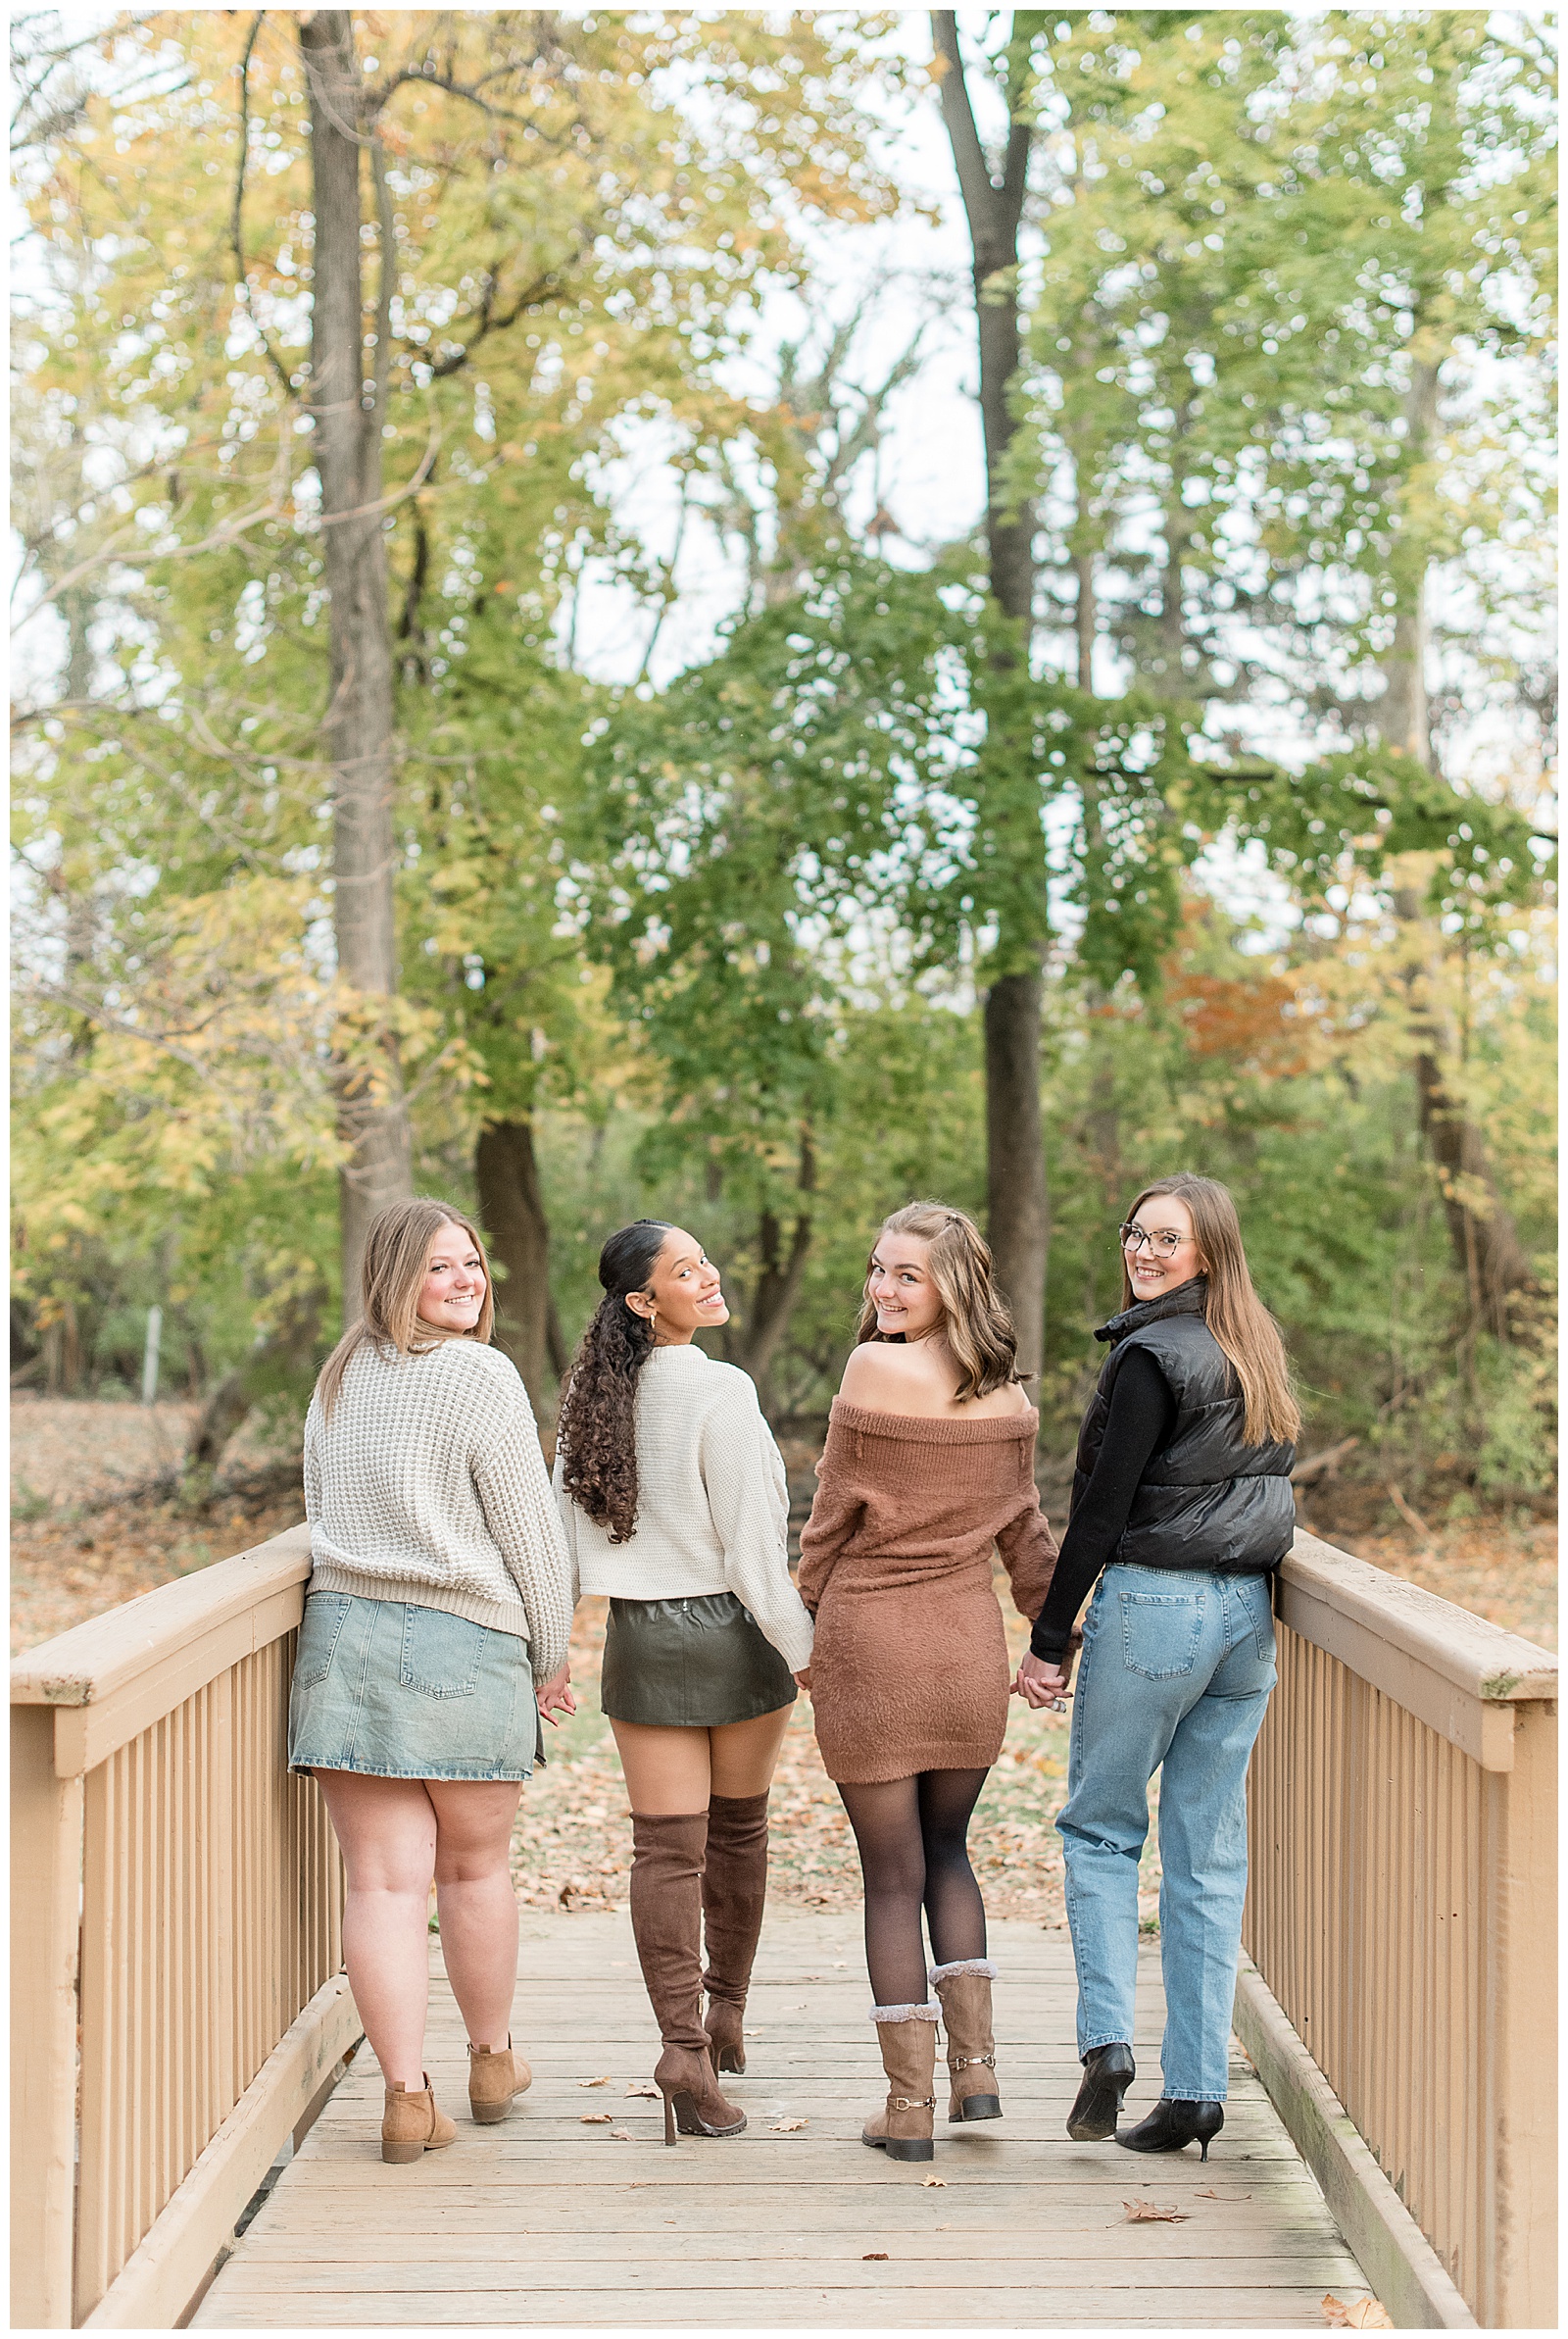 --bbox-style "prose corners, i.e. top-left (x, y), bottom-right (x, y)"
top-left (381, 2075), bottom-right (457, 2165)
top-left (467, 2036), bottom-right (531, 2124)
top-left (860, 2003), bottom-right (939, 2164)
top-left (931, 1957), bottom-right (1002, 2122)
